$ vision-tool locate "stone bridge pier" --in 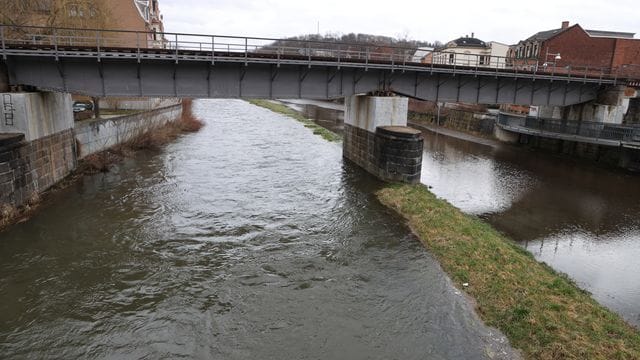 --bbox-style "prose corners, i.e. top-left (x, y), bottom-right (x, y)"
top-left (343, 95), bottom-right (423, 184)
